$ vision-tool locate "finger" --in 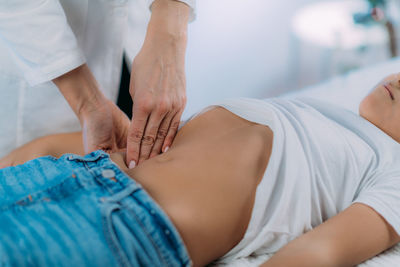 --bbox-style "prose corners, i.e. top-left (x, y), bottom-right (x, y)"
top-left (137, 111), bottom-right (165, 164)
top-left (162, 109), bottom-right (184, 153)
top-left (149, 112), bottom-right (174, 158)
top-left (126, 108), bottom-right (150, 168)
